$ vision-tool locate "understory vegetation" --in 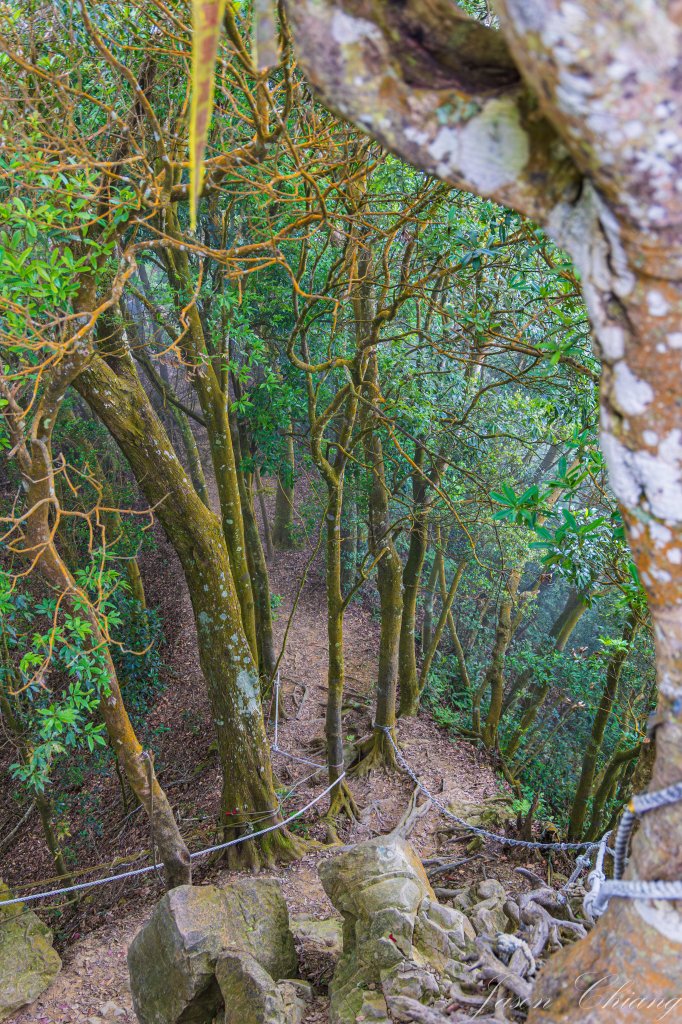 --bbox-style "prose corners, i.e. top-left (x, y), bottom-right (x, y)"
top-left (0, 0), bottom-right (657, 926)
